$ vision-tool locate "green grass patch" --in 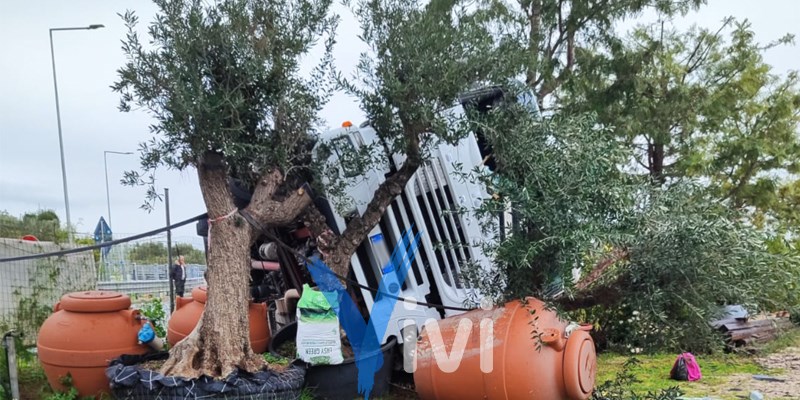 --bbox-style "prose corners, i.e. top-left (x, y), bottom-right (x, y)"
top-left (596, 327), bottom-right (800, 399)
top-left (597, 352), bottom-right (766, 397)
